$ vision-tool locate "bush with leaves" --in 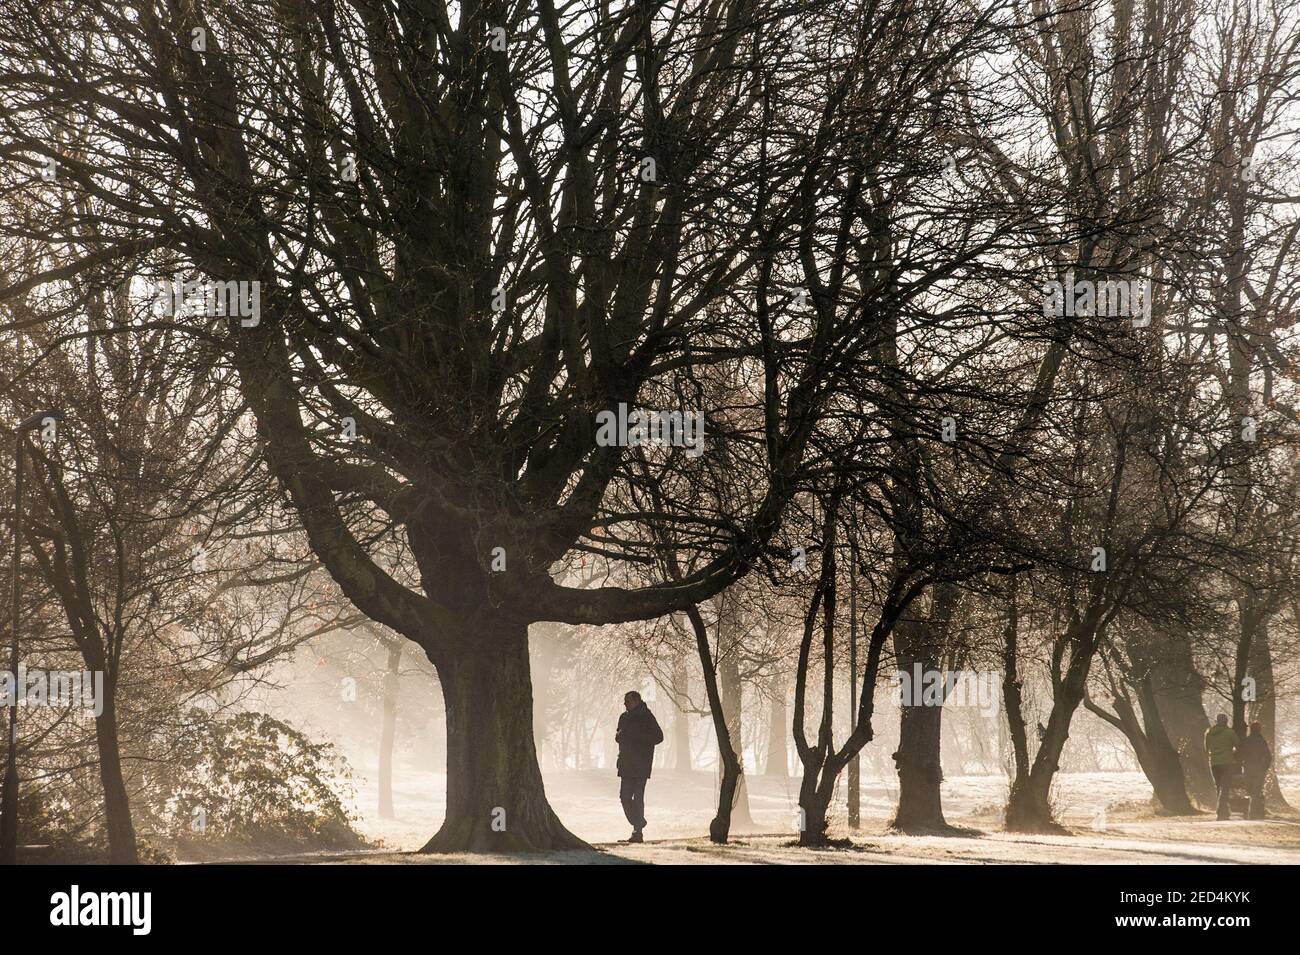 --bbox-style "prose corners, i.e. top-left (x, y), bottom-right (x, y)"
top-left (148, 710), bottom-right (366, 860)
